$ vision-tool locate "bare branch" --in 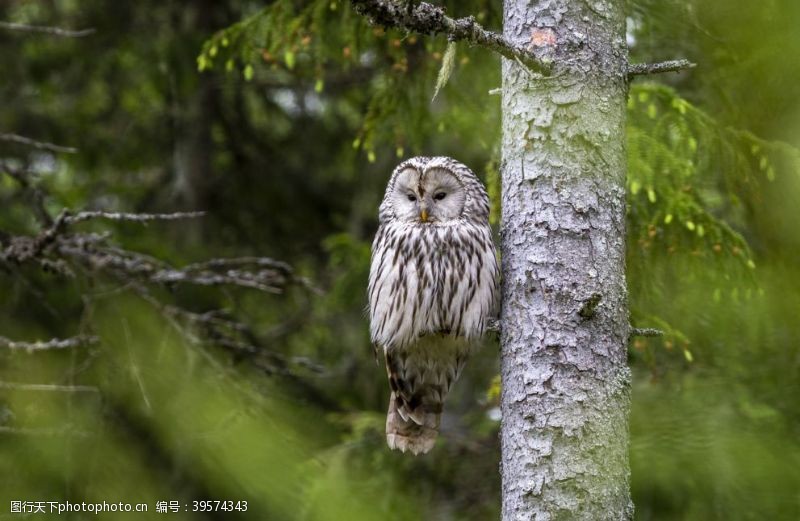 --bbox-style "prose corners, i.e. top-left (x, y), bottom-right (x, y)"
top-left (181, 256), bottom-right (292, 274)
top-left (0, 177), bottom-right (322, 378)
top-left (0, 335), bottom-right (99, 352)
top-left (351, 0), bottom-right (552, 75)
top-left (0, 132), bottom-right (78, 154)
top-left (0, 21), bottom-right (95, 38)
top-left (150, 266), bottom-right (287, 293)
top-left (57, 244), bottom-right (297, 294)
top-left (629, 327), bottom-right (664, 338)
top-left (64, 210), bottom-right (207, 225)
top-left (0, 209), bottom-right (205, 264)
top-left (627, 59), bottom-right (696, 79)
